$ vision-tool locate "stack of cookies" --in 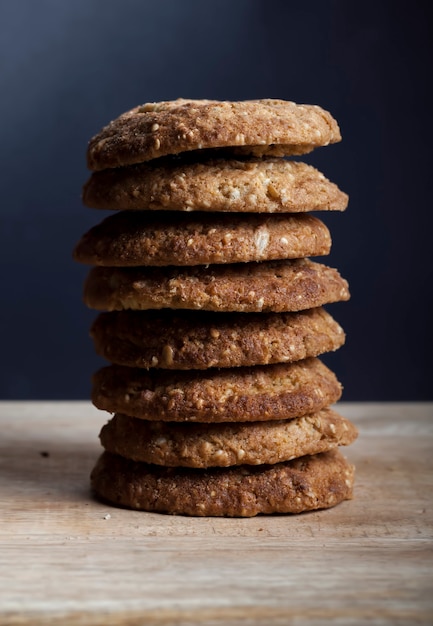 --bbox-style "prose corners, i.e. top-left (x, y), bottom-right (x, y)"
top-left (74, 98), bottom-right (357, 517)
